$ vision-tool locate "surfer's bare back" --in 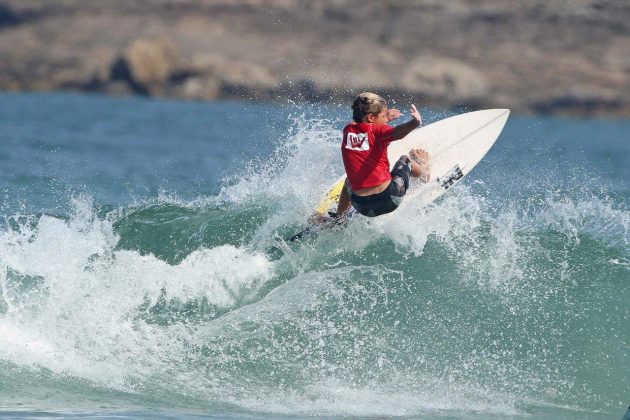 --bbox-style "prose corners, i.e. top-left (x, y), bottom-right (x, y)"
top-left (336, 92), bottom-right (430, 217)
